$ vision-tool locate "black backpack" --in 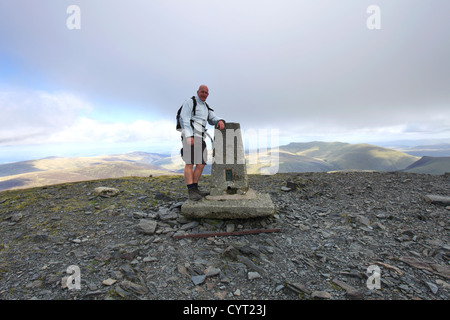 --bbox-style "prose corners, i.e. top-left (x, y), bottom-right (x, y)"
top-left (176, 96), bottom-right (213, 131)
